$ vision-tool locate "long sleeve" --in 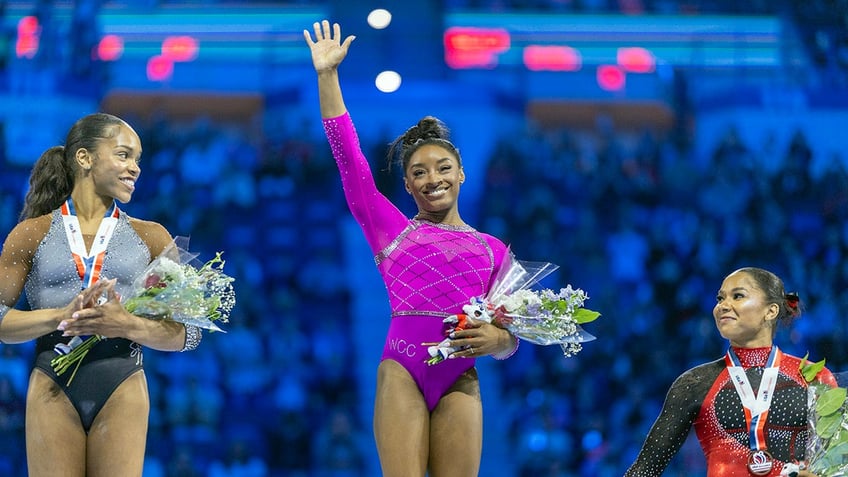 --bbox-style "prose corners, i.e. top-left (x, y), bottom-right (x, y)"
top-left (322, 112), bottom-right (409, 255)
top-left (625, 363), bottom-right (716, 476)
